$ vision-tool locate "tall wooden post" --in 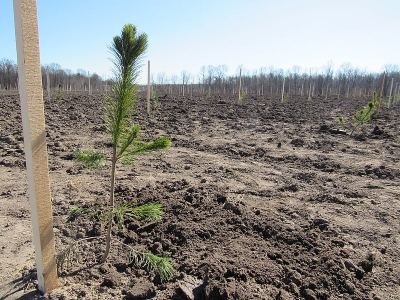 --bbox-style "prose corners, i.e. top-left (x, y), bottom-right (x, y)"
top-left (13, 0), bottom-right (58, 294)
top-left (88, 71), bottom-right (91, 95)
top-left (281, 77), bottom-right (285, 102)
top-left (325, 84), bottom-right (329, 100)
top-left (377, 72), bottom-right (386, 114)
top-left (147, 60), bottom-right (151, 113)
top-left (238, 68), bottom-right (242, 104)
top-left (46, 67), bottom-right (50, 102)
top-left (388, 78), bottom-right (394, 108)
